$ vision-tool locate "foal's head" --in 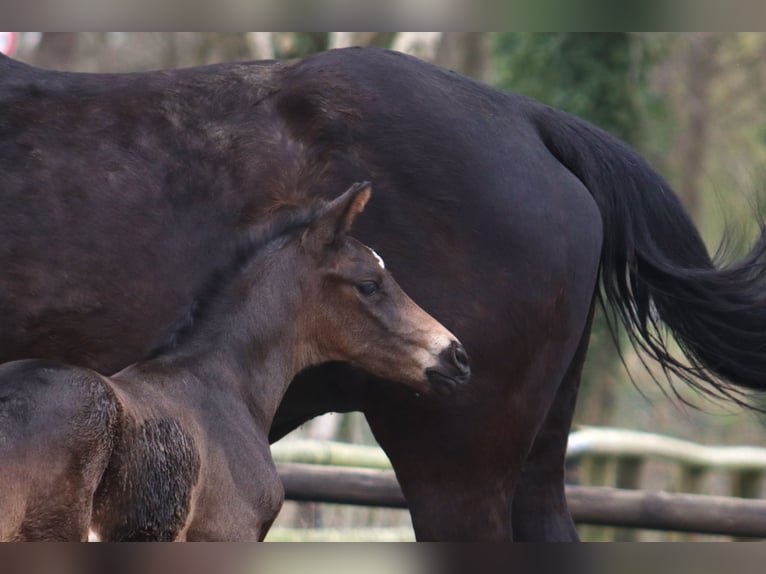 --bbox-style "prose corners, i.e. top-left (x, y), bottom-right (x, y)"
top-left (290, 182), bottom-right (470, 394)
